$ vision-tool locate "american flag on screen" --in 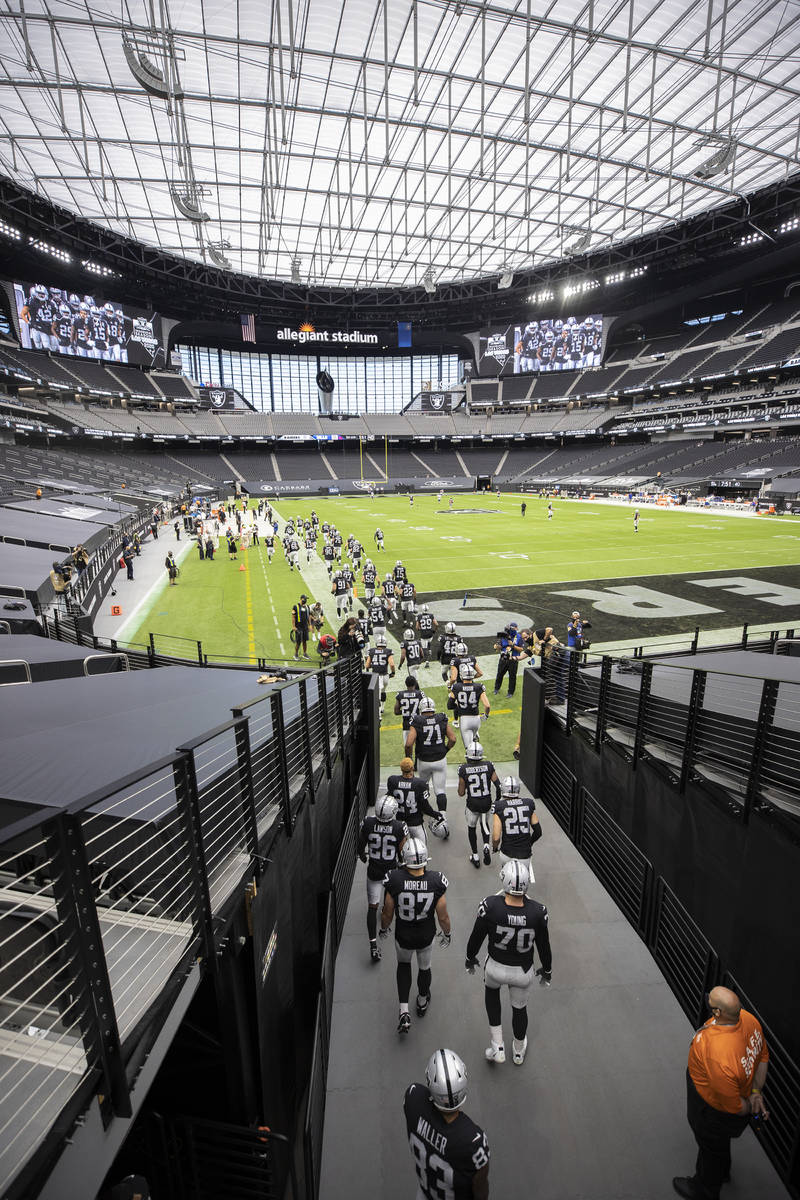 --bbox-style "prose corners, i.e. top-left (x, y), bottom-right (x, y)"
top-left (240, 314), bottom-right (256, 343)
